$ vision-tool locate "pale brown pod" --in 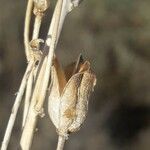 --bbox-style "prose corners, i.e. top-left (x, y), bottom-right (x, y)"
top-left (48, 66), bottom-right (61, 129)
top-left (58, 73), bottom-right (83, 136)
top-left (48, 55), bottom-right (96, 137)
top-left (69, 69), bottom-right (96, 132)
